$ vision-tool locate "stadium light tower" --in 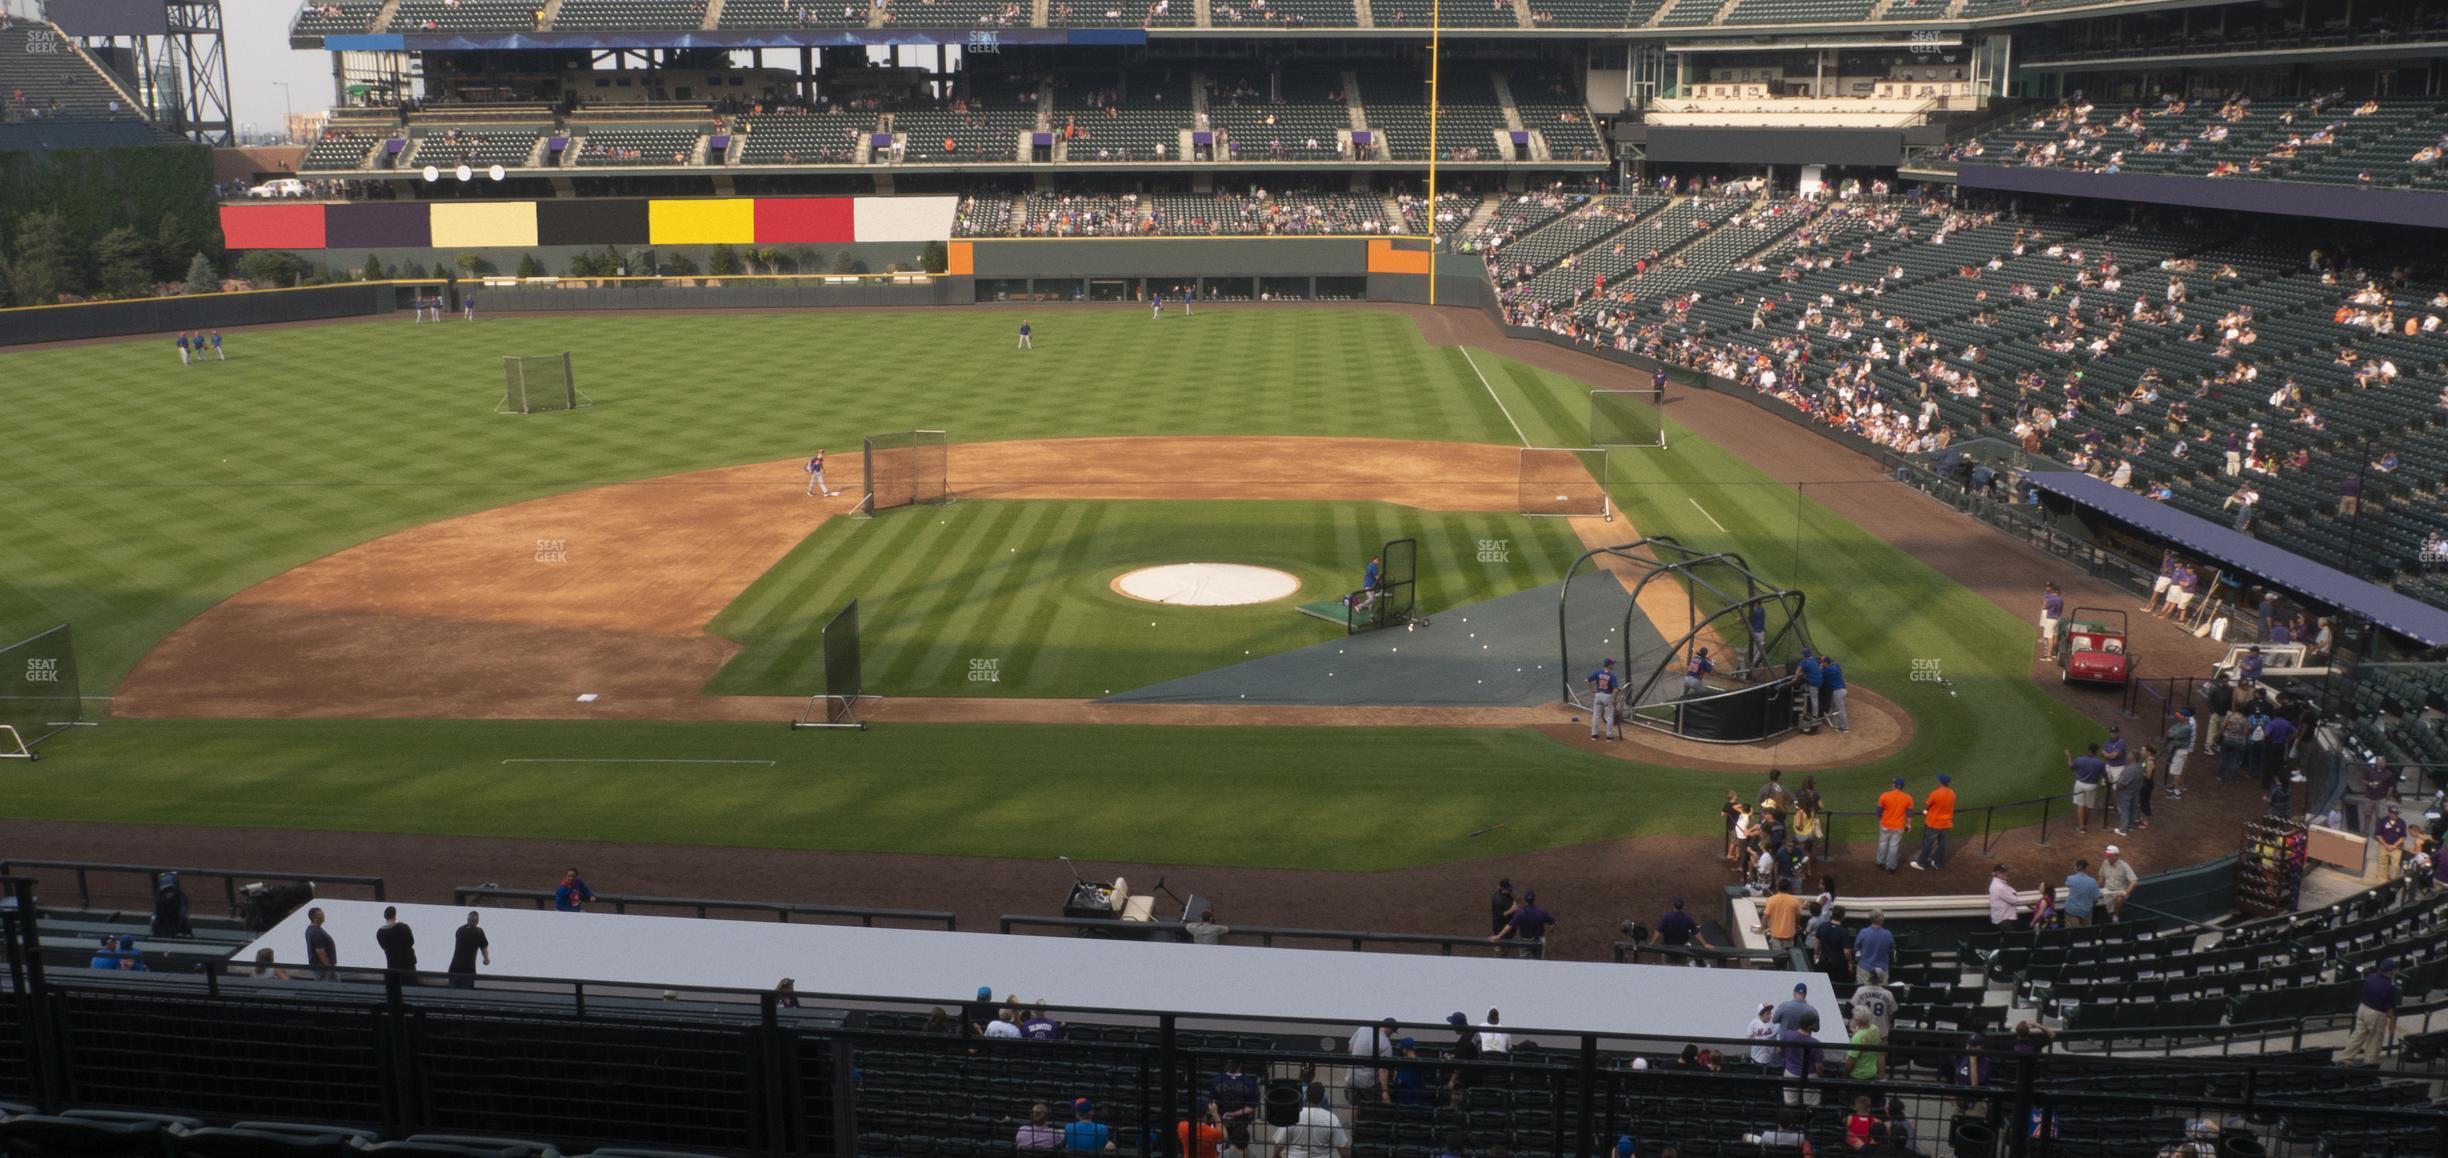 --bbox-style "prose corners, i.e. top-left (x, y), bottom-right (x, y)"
top-left (160, 0), bottom-right (234, 144)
